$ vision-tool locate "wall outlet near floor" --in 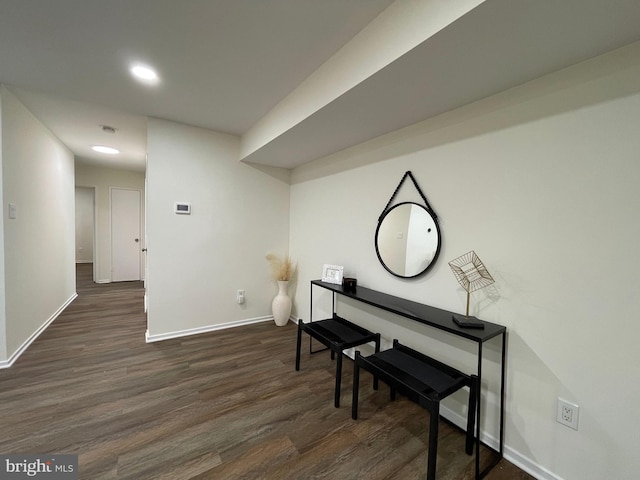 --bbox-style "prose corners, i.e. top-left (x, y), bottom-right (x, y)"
top-left (557, 398), bottom-right (579, 430)
top-left (236, 290), bottom-right (245, 304)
